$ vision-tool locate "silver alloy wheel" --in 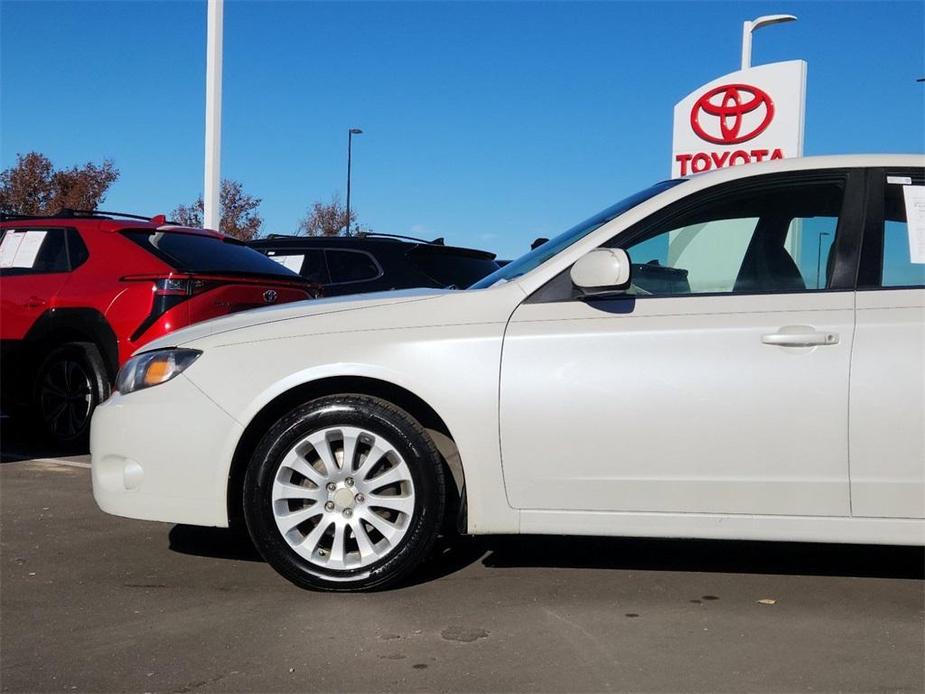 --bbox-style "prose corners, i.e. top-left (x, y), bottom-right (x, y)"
top-left (271, 426), bottom-right (416, 571)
